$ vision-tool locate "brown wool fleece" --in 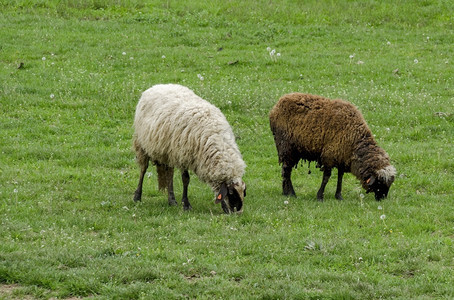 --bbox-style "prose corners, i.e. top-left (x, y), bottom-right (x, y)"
top-left (269, 93), bottom-right (393, 186)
